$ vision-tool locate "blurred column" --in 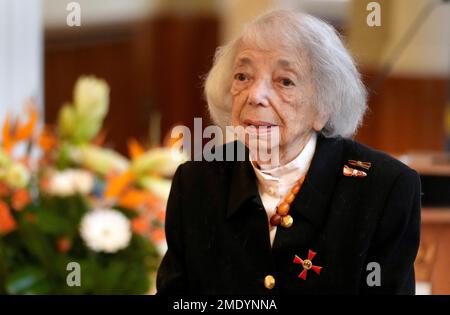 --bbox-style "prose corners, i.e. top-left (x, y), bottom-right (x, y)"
top-left (347, 0), bottom-right (391, 70)
top-left (348, 0), bottom-right (450, 76)
top-left (385, 0), bottom-right (449, 77)
top-left (0, 0), bottom-right (43, 123)
top-left (219, 0), bottom-right (276, 43)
